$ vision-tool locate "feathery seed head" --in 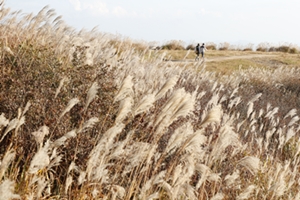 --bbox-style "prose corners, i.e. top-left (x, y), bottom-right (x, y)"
top-left (3, 46), bottom-right (14, 55)
top-left (59, 98), bottom-right (80, 120)
top-left (155, 75), bottom-right (179, 100)
top-left (0, 149), bottom-right (16, 180)
top-left (238, 156), bottom-right (261, 175)
top-left (0, 180), bottom-right (20, 200)
top-left (115, 96), bottom-right (133, 124)
top-left (0, 113), bottom-right (9, 128)
top-left (236, 185), bottom-right (257, 200)
top-left (84, 82), bottom-right (99, 112)
top-left (55, 77), bottom-right (68, 98)
top-left (200, 104), bottom-right (222, 128)
top-left (114, 75), bottom-right (134, 103)
top-left (31, 125), bottom-right (49, 148)
top-left (133, 93), bottom-right (155, 116)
